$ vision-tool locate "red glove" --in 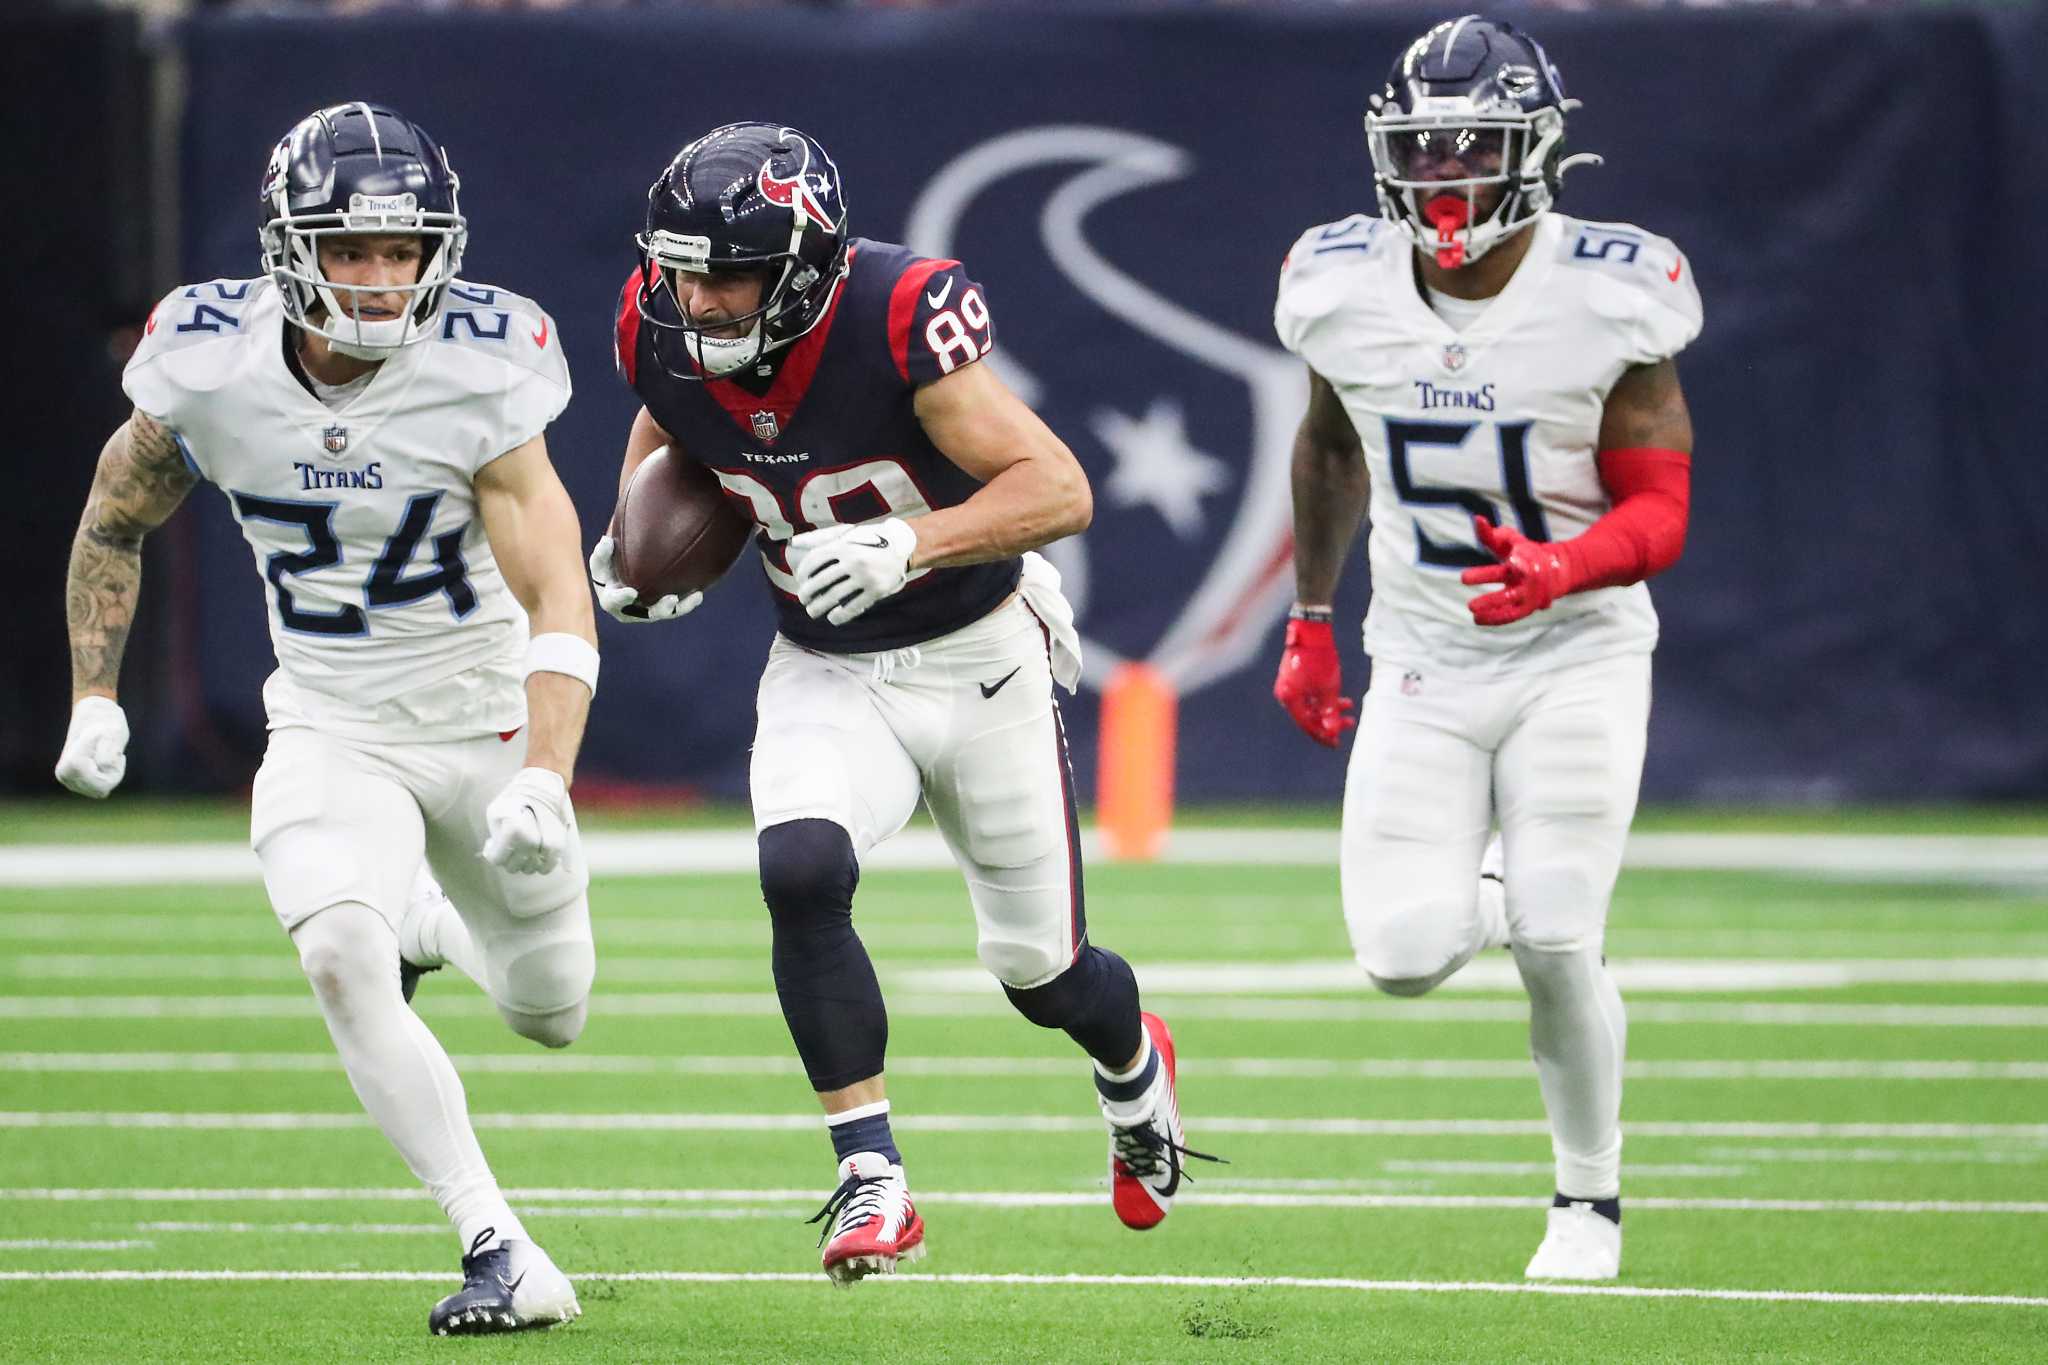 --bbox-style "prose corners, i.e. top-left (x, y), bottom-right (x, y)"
top-left (1459, 517), bottom-right (1577, 627)
top-left (1273, 616), bottom-right (1357, 748)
